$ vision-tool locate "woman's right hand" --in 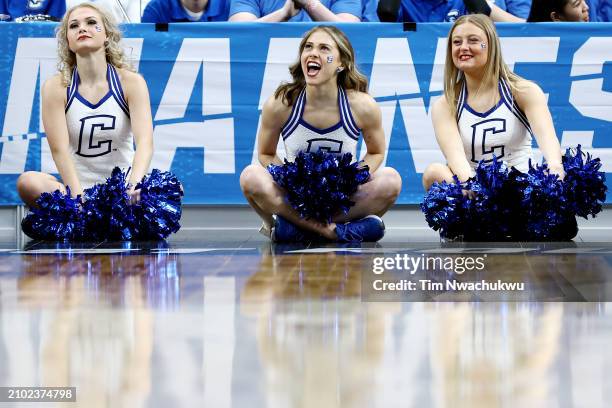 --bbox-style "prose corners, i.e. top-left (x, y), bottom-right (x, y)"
top-left (547, 163), bottom-right (566, 181)
top-left (127, 186), bottom-right (141, 205)
top-left (462, 189), bottom-right (476, 199)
